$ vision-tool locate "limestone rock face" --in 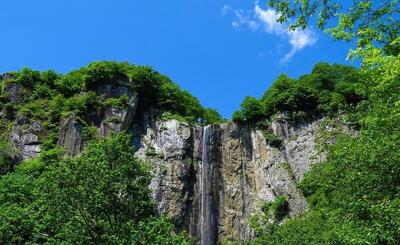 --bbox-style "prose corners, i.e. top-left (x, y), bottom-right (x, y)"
top-left (134, 118), bottom-right (194, 230)
top-left (95, 79), bottom-right (140, 136)
top-left (11, 121), bottom-right (44, 161)
top-left (1, 72), bottom-right (349, 244)
top-left (5, 94), bottom-right (328, 244)
top-left (3, 76), bottom-right (331, 243)
top-left (58, 79), bottom-right (139, 154)
top-left (281, 120), bottom-right (325, 181)
top-left (94, 79), bottom-right (132, 98)
top-left (134, 117), bottom-right (327, 244)
top-left (57, 116), bottom-right (84, 156)
top-left (100, 94), bottom-right (139, 136)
